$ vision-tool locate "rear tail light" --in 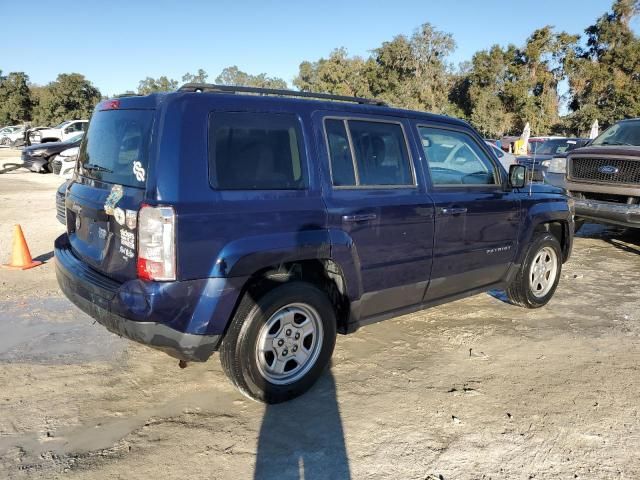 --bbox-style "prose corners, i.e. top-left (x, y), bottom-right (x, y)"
top-left (137, 205), bottom-right (176, 281)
